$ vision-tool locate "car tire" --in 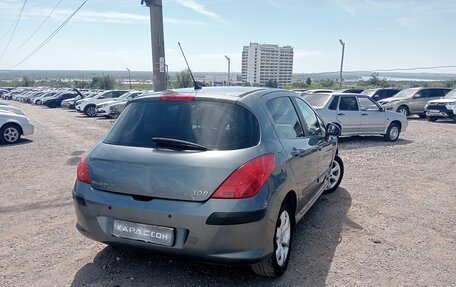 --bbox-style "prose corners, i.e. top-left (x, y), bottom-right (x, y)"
top-left (384, 123), bottom-right (401, 142)
top-left (427, 116), bottom-right (437, 122)
top-left (251, 202), bottom-right (294, 277)
top-left (396, 106), bottom-right (409, 116)
top-left (36, 100), bottom-right (41, 105)
top-left (418, 114), bottom-right (426, 119)
top-left (0, 123), bottom-right (21, 144)
top-left (84, 105), bottom-right (97, 117)
top-left (324, 155), bottom-right (344, 194)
